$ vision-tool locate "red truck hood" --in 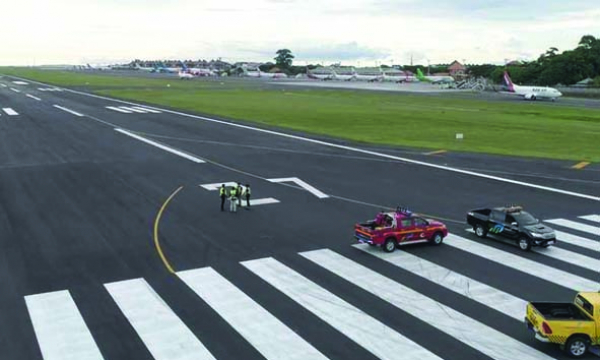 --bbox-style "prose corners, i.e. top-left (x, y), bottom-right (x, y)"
top-left (428, 220), bottom-right (446, 227)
